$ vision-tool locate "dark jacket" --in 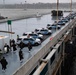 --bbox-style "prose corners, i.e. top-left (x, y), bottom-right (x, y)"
top-left (28, 42), bottom-right (32, 51)
top-left (0, 57), bottom-right (8, 69)
top-left (12, 43), bottom-right (17, 51)
top-left (19, 50), bottom-right (24, 61)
